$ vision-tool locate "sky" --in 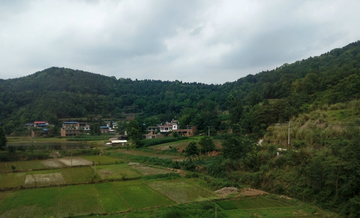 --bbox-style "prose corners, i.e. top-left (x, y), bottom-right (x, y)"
top-left (1, 0), bottom-right (360, 84)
